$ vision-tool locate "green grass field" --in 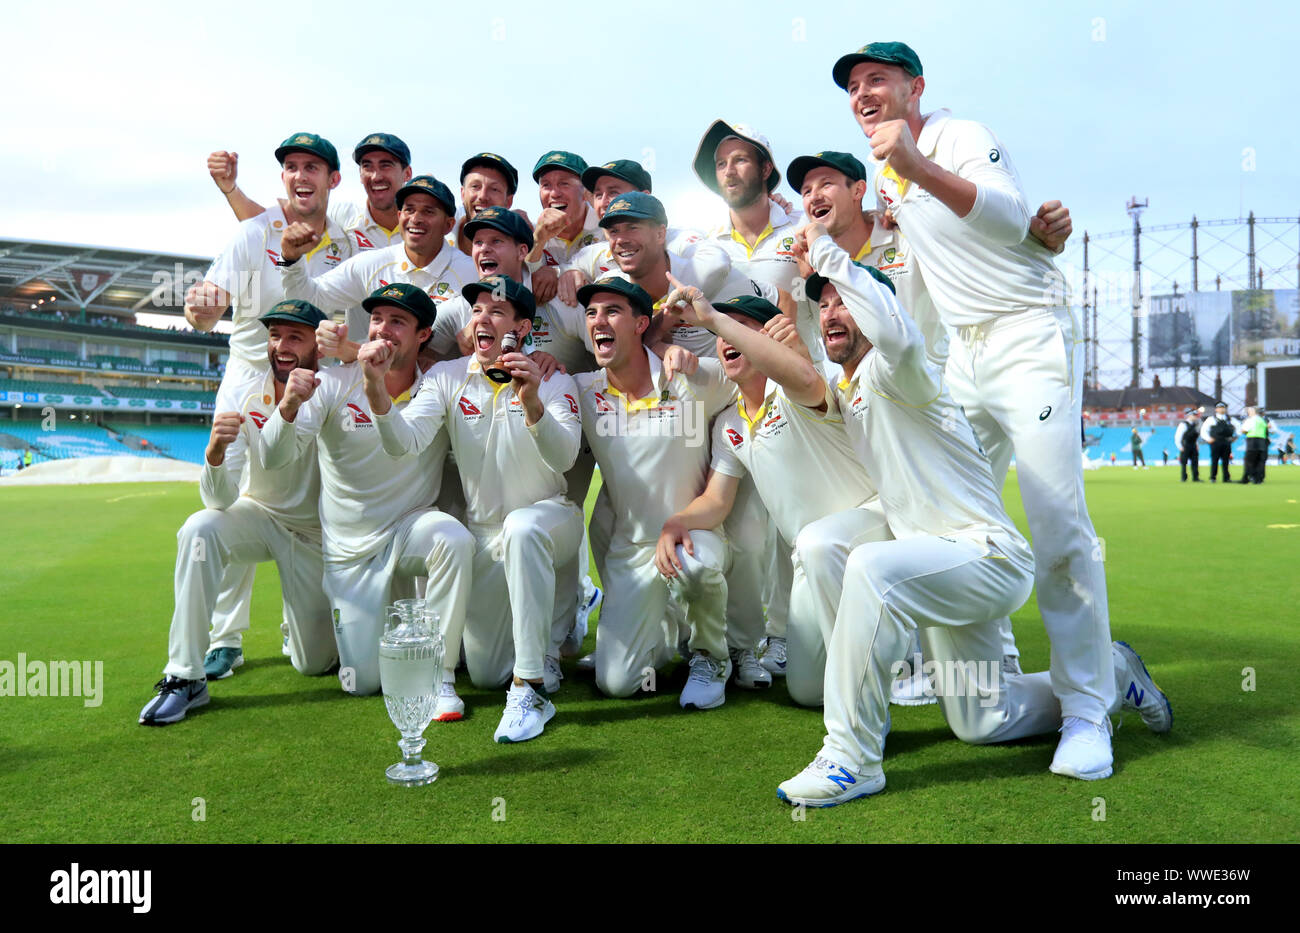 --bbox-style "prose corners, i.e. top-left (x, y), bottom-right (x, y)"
top-left (2, 467), bottom-right (1298, 843)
